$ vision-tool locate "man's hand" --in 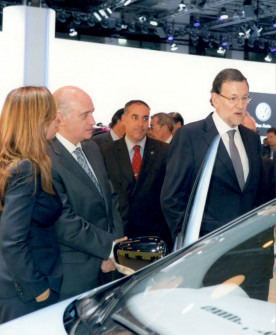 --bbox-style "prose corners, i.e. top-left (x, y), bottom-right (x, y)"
top-left (114, 236), bottom-right (128, 244)
top-left (101, 258), bottom-right (116, 273)
top-left (35, 288), bottom-right (50, 302)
